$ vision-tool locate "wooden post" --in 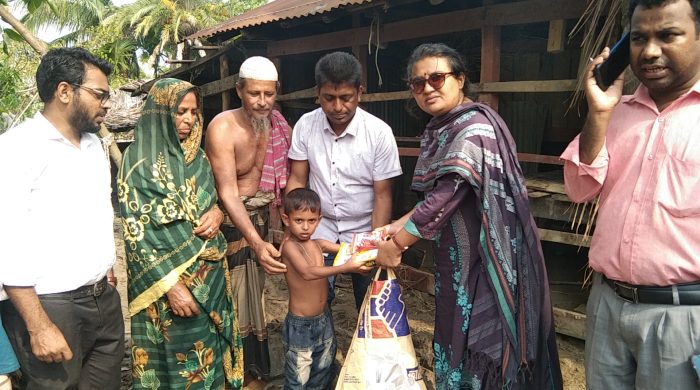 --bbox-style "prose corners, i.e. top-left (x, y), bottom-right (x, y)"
top-left (479, 0), bottom-right (501, 111)
top-left (351, 14), bottom-right (369, 90)
top-left (219, 55), bottom-right (230, 110)
top-left (547, 19), bottom-right (567, 53)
